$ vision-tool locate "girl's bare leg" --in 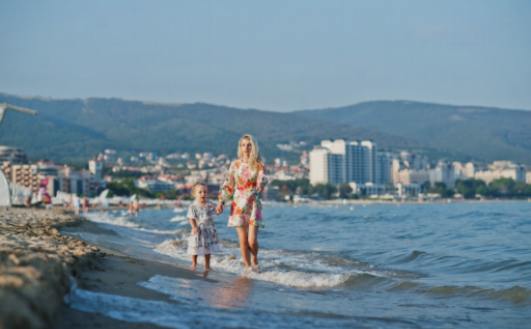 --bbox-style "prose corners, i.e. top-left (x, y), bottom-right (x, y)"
top-left (248, 225), bottom-right (259, 267)
top-left (191, 255), bottom-right (198, 271)
top-left (236, 226), bottom-right (251, 268)
top-left (204, 254), bottom-right (211, 271)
